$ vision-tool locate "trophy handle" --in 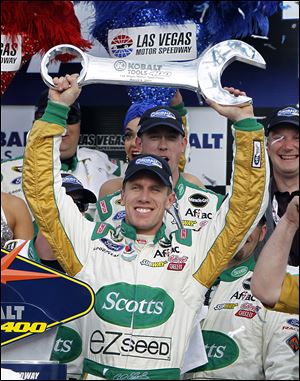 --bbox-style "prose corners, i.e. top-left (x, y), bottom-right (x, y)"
top-left (197, 40), bottom-right (266, 105)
